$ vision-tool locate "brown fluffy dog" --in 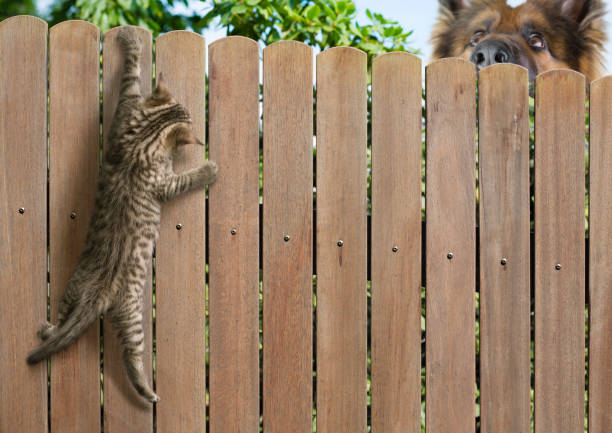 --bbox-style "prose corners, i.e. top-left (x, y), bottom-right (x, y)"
top-left (431, 0), bottom-right (607, 82)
